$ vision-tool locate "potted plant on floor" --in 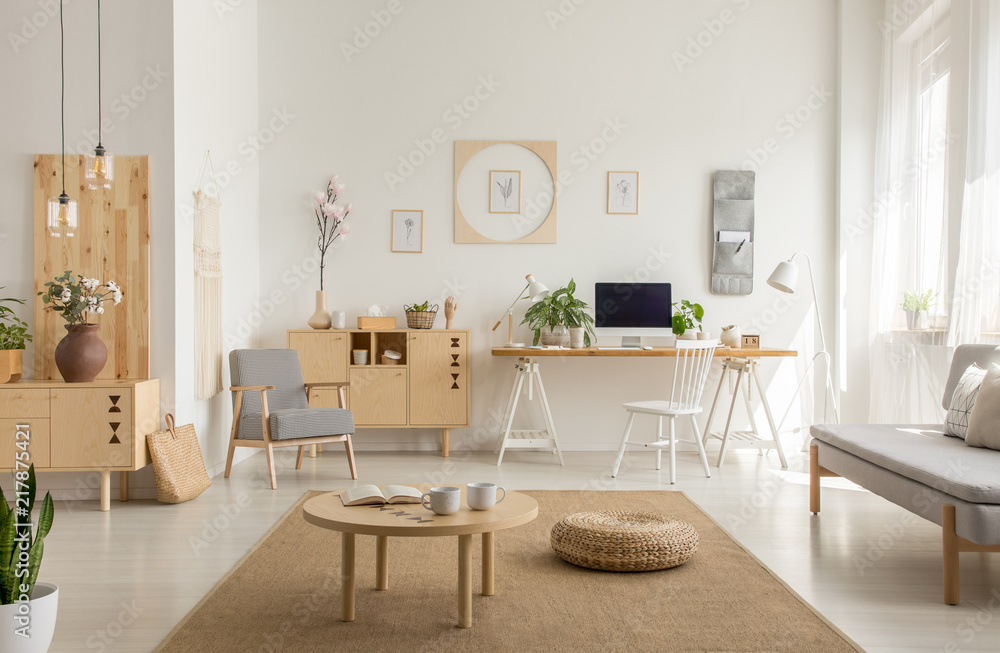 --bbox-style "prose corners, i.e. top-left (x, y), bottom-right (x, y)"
top-left (0, 464), bottom-right (57, 653)
top-left (672, 300), bottom-right (704, 340)
top-left (521, 279), bottom-right (596, 347)
top-left (37, 271), bottom-right (123, 383)
top-left (0, 289), bottom-right (32, 383)
top-left (901, 289), bottom-right (936, 330)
